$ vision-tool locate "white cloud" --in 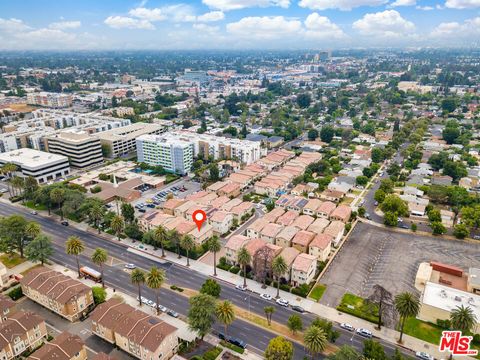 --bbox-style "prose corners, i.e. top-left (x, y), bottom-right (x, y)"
top-left (128, 5), bottom-right (197, 23)
top-left (128, 7), bottom-right (166, 21)
top-left (197, 11), bottom-right (225, 22)
top-left (304, 13), bottom-right (346, 39)
top-left (353, 10), bottom-right (415, 37)
top-left (49, 20), bottom-right (81, 30)
top-left (104, 16), bottom-right (155, 29)
top-left (203, 0), bottom-right (290, 11)
top-left (430, 16), bottom-right (480, 37)
top-left (299, 0), bottom-right (386, 10)
top-left (193, 23), bottom-right (220, 32)
top-left (390, 0), bottom-right (416, 6)
top-left (416, 5), bottom-right (434, 9)
top-left (0, 18), bottom-right (31, 32)
top-left (227, 16), bottom-right (301, 39)
top-left (445, 0), bottom-right (480, 8)
top-left (20, 28), bottom-right (76, 42)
